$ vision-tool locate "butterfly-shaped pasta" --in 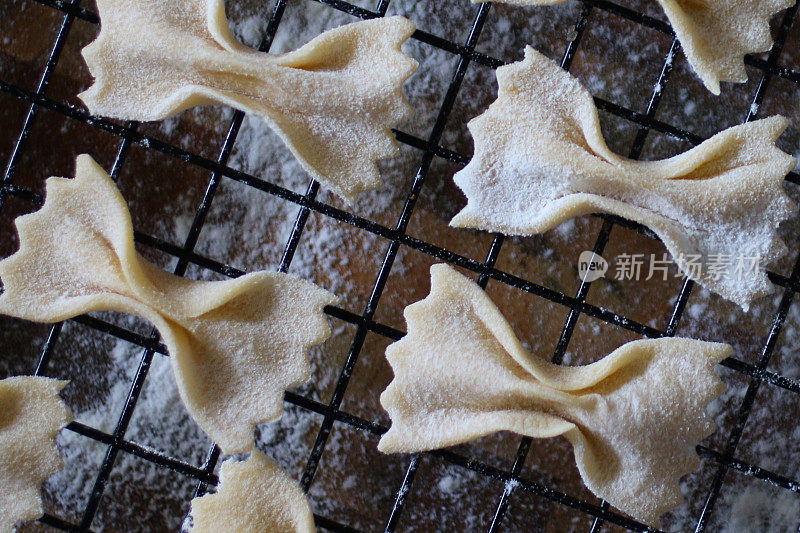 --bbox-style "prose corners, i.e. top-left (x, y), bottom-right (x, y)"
top-left (80, 0), bottom-right (418, 203)
top-left (0, 155), bottom-right (337, 454)
top-left (379, 264), bottom-right (731, 527)
top-left (451, 47), bottom-right (796, 309)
